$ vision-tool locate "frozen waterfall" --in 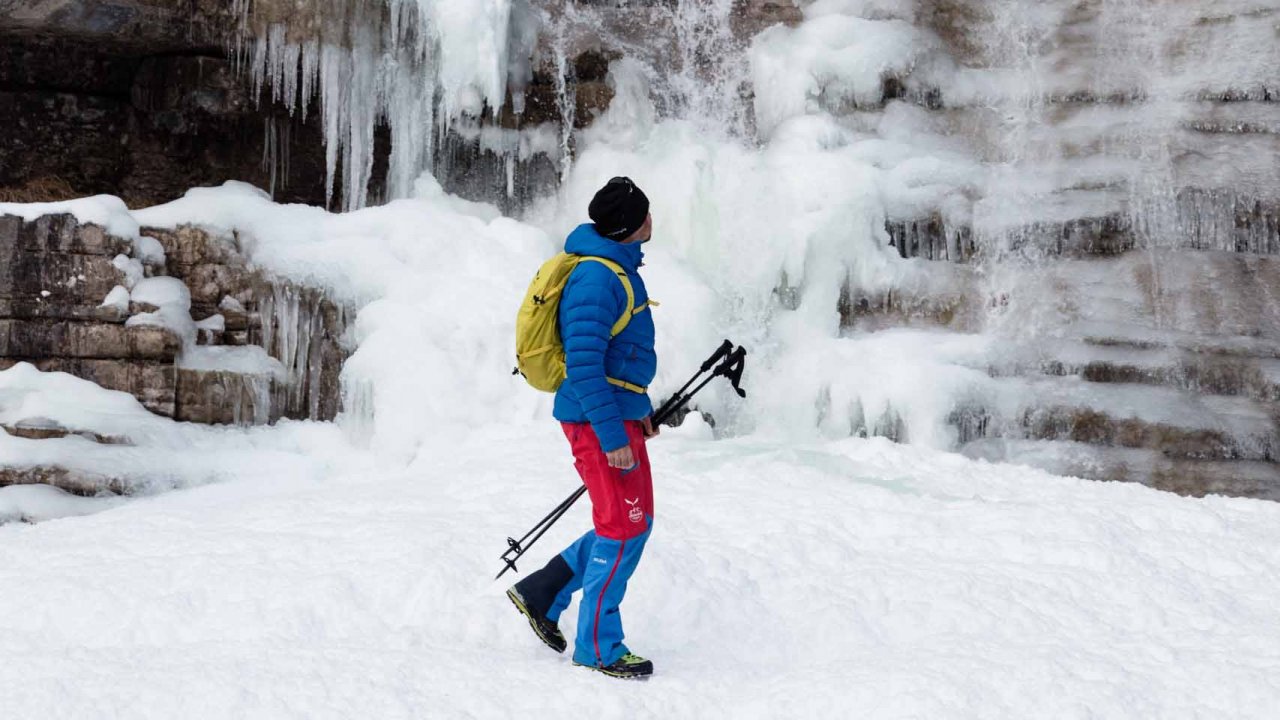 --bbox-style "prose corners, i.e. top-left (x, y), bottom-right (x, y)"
top-left (223, 0), bottom-right (1279, 498)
